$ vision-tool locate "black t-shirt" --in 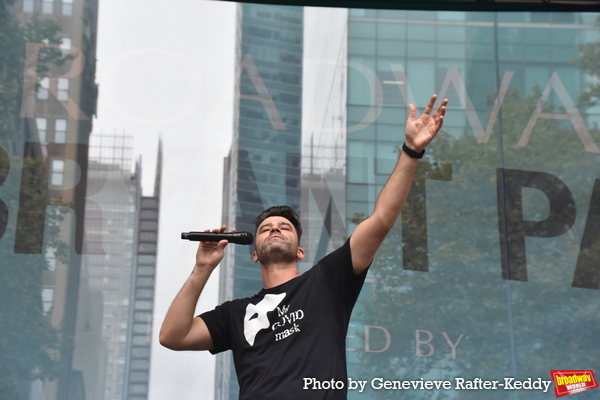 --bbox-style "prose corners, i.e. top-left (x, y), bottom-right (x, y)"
top-left (200, 239), bottom-right (367, 400)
